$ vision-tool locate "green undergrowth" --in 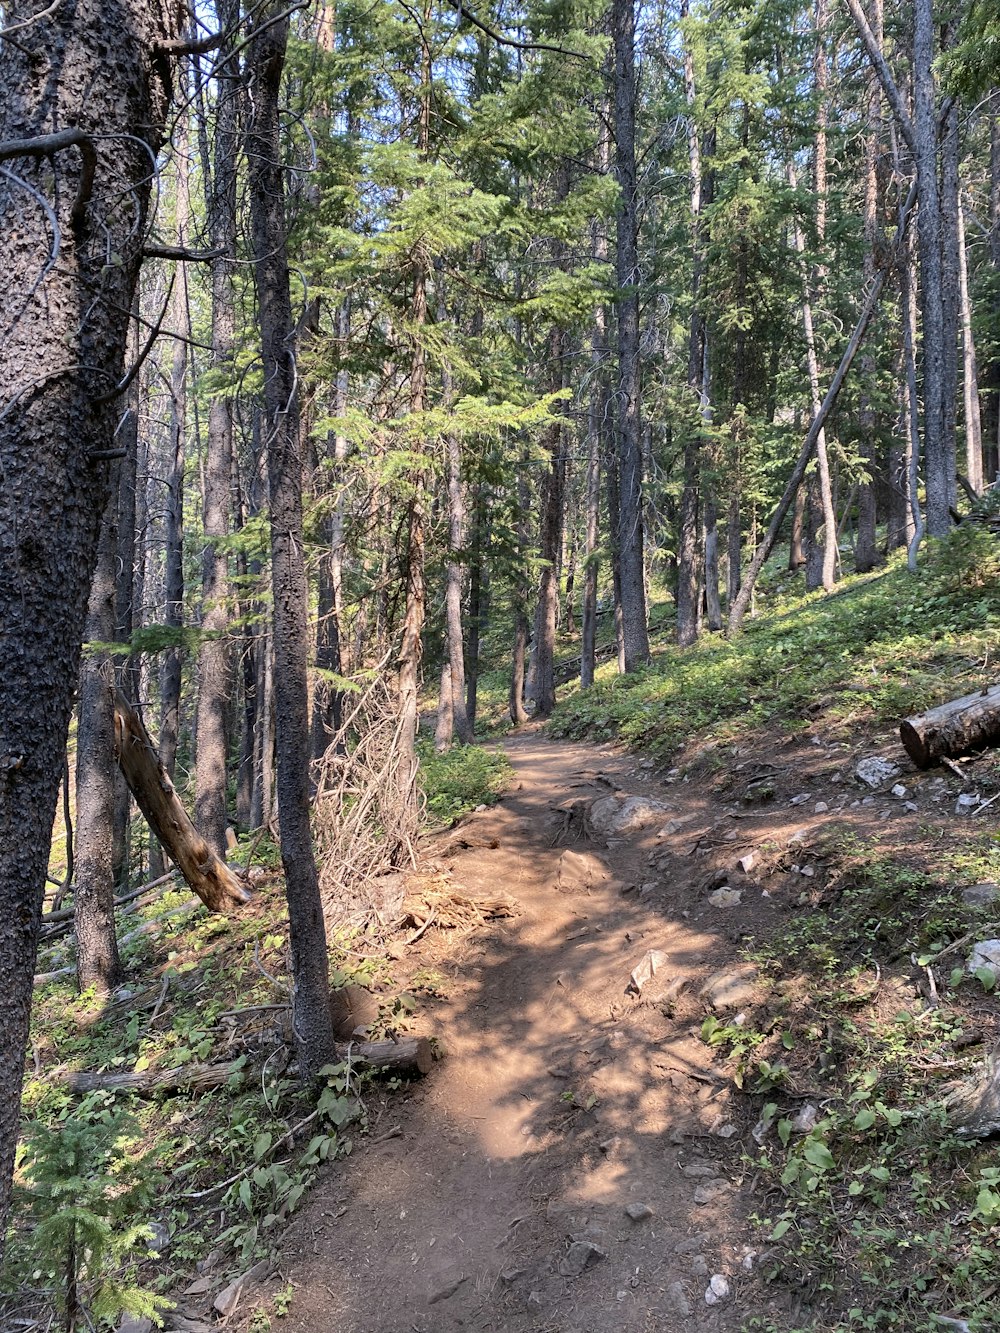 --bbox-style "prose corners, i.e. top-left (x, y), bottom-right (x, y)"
top-left (550, 537), bottom-right (1000, 763)
top-left (706, 833), bottom-right (1000, 1331)
top-left (417, 739), bottom-right (513, 827)
top-left (3, 874), bottom-right (412, 1331)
